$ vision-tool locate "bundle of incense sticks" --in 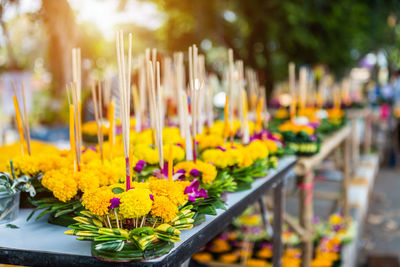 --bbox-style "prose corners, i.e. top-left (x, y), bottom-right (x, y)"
top-left (188, 44), bottom-right (202, 162)
top-left (11, 81), bottom-right (31, 155)
top-left (174, 52), bottom-right (185, 138)
top-left (67, 82), bottom-right (82, 171)
top-left (289, 62), bottom-right (296, 121)
top-left (116, 30), bottom-right (132, 190)
top-left (91, 82), bottom-right (104, 162)
top-left (72, 48), bottom-right (82, 145)
top-left (147, 60), bottom-right (164, 169)
top-left (236, 60), bottom-right (250, 144)
top-left (299, 66), bottom-right (308, 111)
